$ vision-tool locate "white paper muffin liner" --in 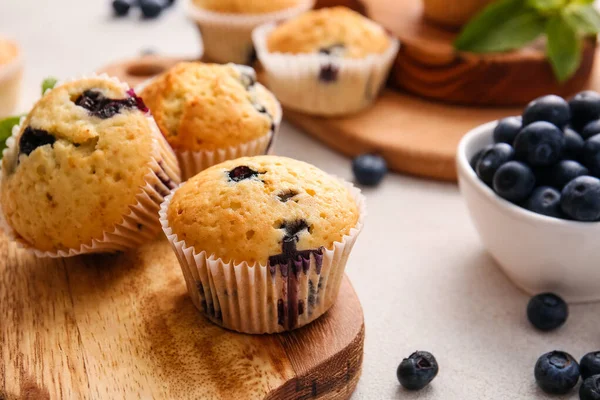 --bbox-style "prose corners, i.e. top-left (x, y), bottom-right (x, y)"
top-left (0, 73), bottom-right (181, 258)
top-left (0, 53), bottom-right (24, 118)
top-left (159, 179), bottom-right (366, 334)
top-left (185, 0), bottom-right (315, 64)
top-left (253, 23), bottom-right (401, 116)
